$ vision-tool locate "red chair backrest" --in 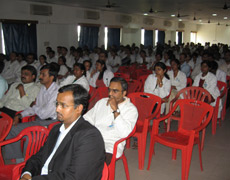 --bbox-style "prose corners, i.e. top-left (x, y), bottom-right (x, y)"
top-left (127, 80), bottom-right (142, 94)
top-left (226, 75), bottom-right (230, 87)
top-left (173, 99), bottom-right (213, 132)
top-left (48, 121), bottom-right (61, 131)
top-left (114, 72), bottom-right (130, 80)
top-left (118, 66), bottom-right (130, 74)
top-left (175, 86), bottom-right (212, 103)
top-left (217, 81), bottom-right (227, 98)
top-left (128, 93), bottom-right (161, 126)
top-left (0, 112), bottom-right (13, 141)
top-left (137, 74), bottom-right (150, 92)
top-left (132, 69), bottom-right (152, 80)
